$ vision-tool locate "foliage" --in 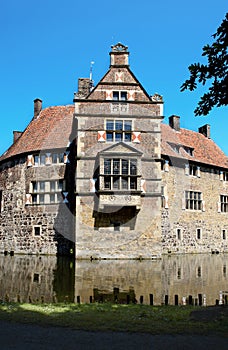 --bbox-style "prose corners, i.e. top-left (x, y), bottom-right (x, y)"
top-left (180, 13), bottom-right (228, 116)
top-left (0, 302), bottom-right (228, 335)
